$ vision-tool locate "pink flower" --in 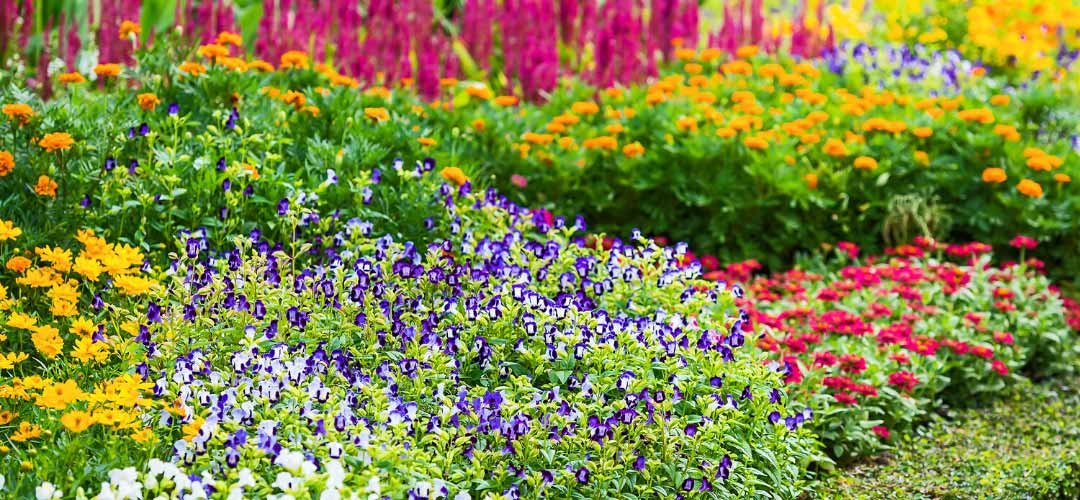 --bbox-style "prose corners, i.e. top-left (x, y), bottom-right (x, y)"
top-left (1009, 235), bottom-right (1038, 250)
top-left (832, 392), bottom-right (858, 405)
top-left (887, 371), bottom-right (919, 392)
top-left (991, 359), bottom-right (1009, 375)
top-left (510, 174), bottom-right (528, 188)
top-left (872, 425), bottom-right (890, 439)
top-left (837, 241), bottom-right (859, 259)
top-left (698, 255), bottom-right (719, 271)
